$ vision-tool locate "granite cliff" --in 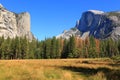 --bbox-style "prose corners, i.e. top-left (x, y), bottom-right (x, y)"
top-left (56, 28), bottom-right (81, 39)
top-left (57, 10), bottom-right (120, 40)
top-left (0, 4), bottom-right (34, 40)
